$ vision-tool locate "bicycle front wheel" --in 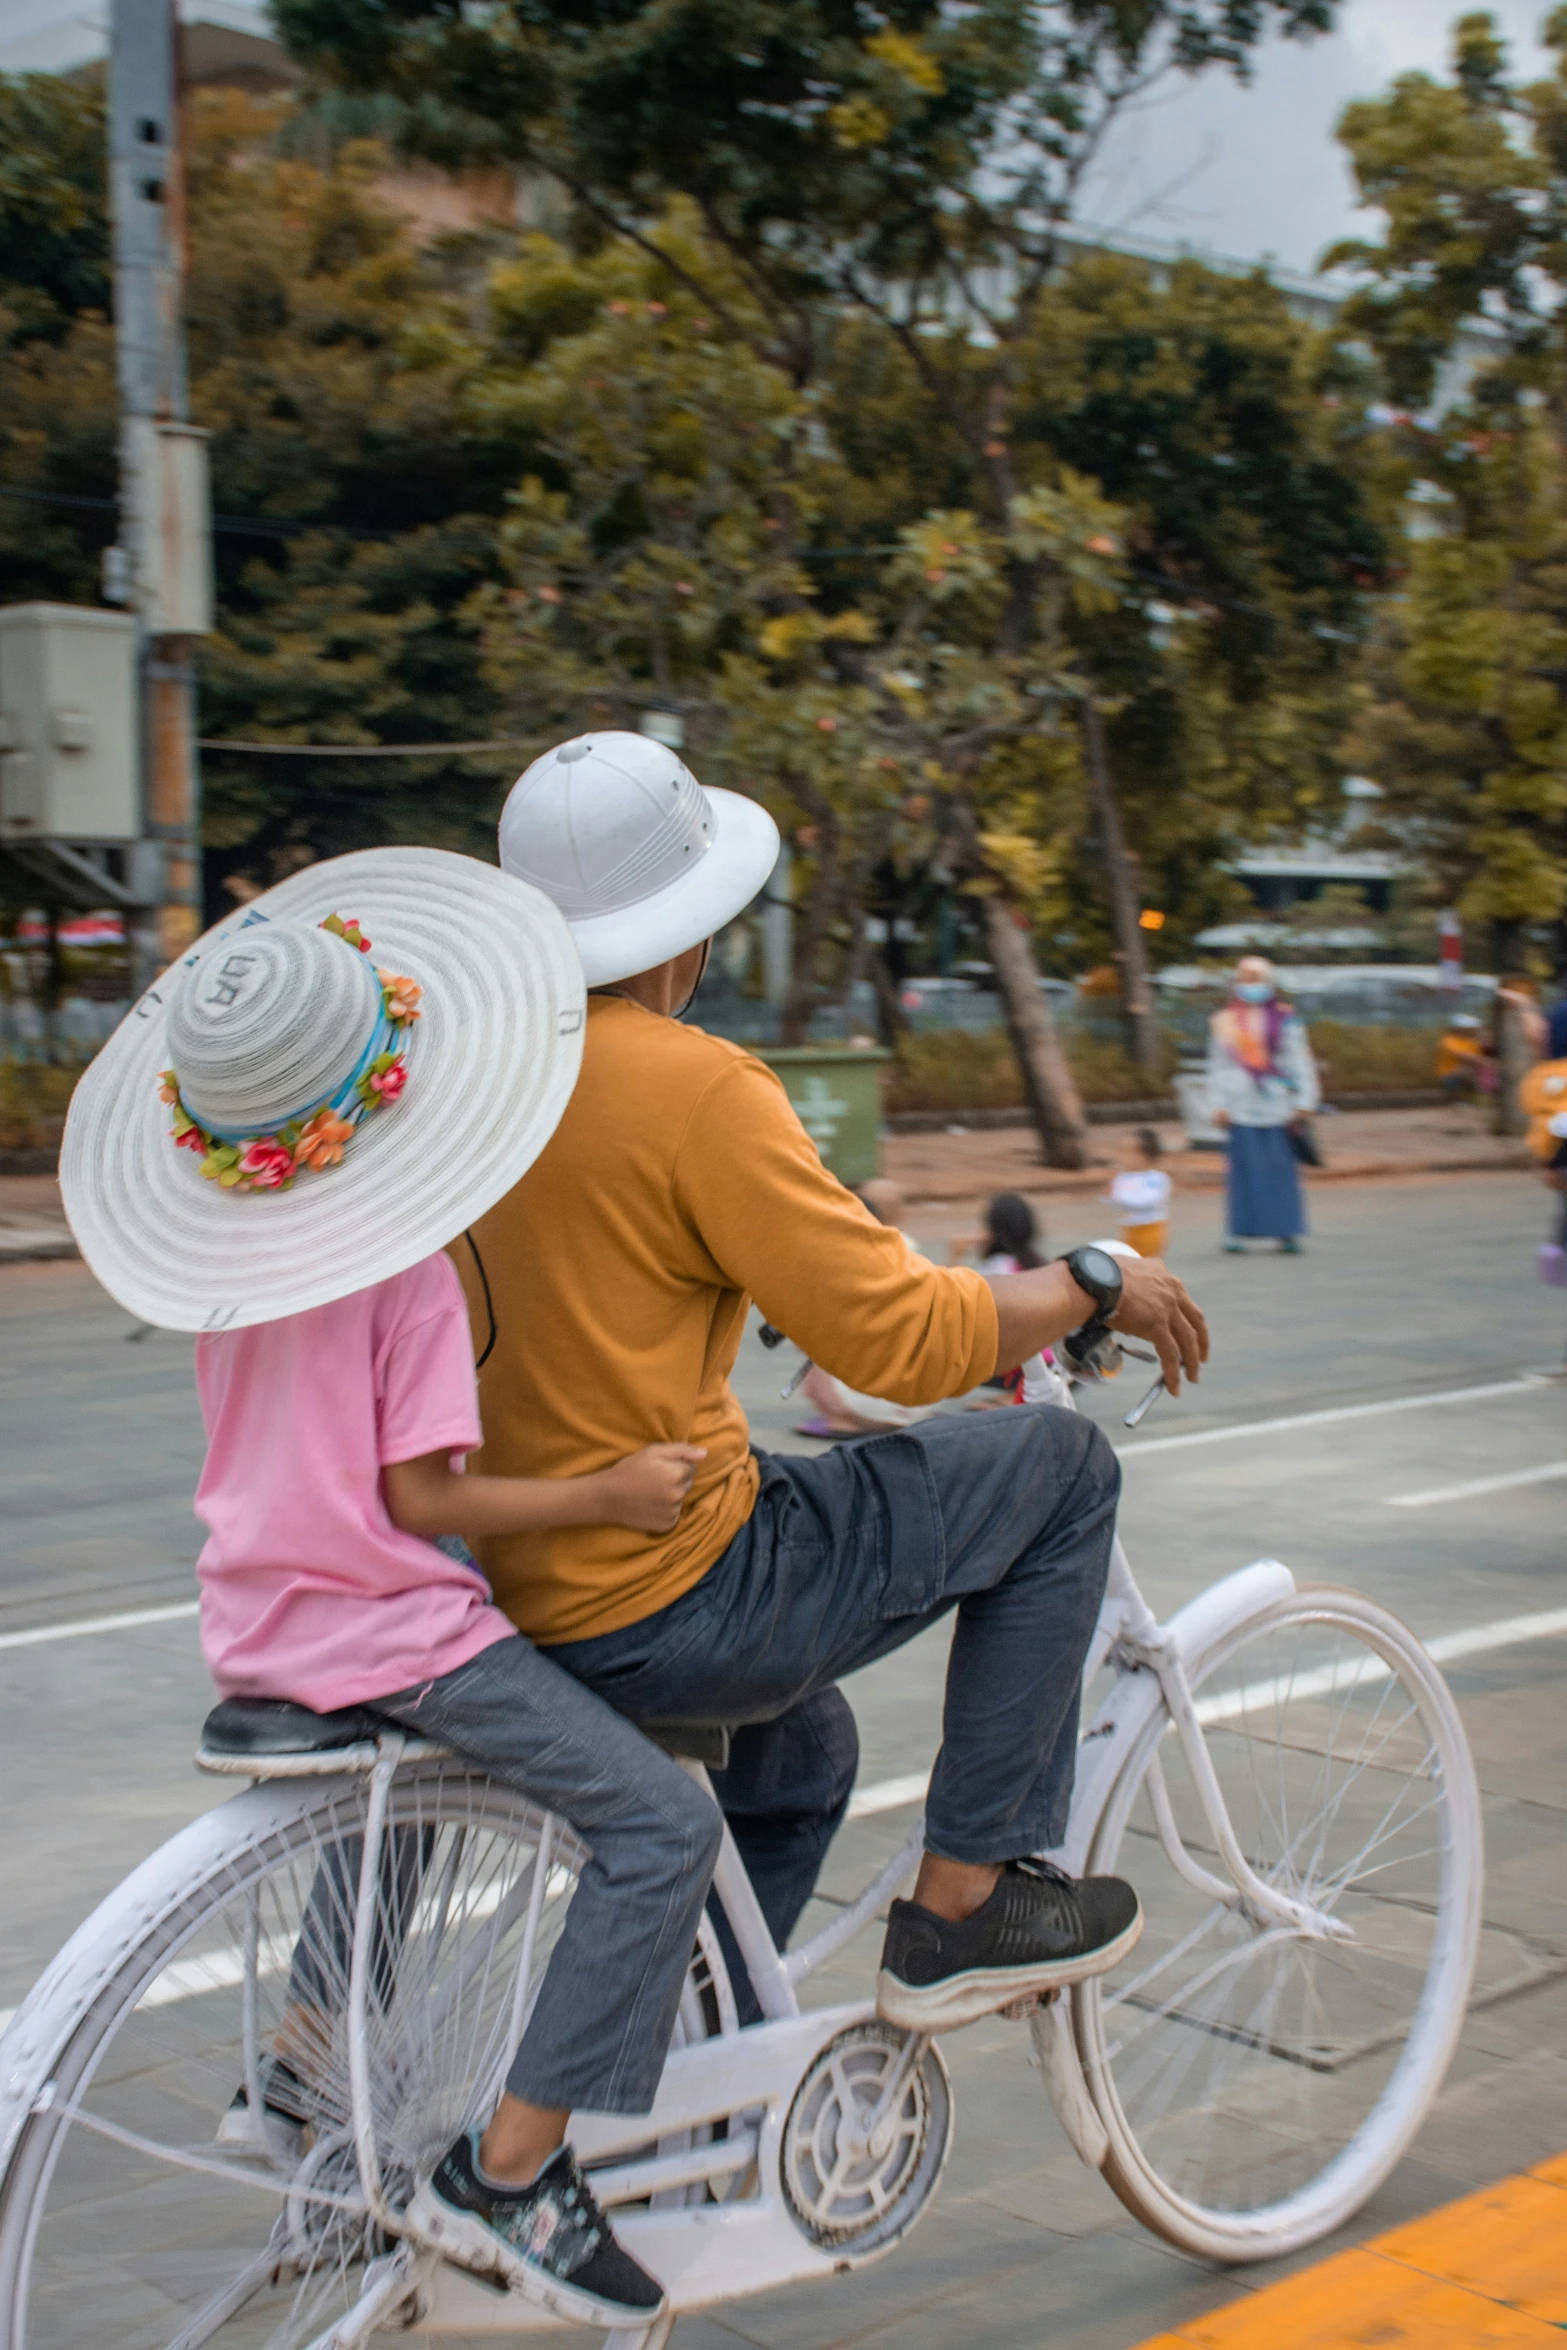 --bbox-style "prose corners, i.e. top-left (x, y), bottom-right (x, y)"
top-left (1075, 1586), bottom-right (1482, 2261)
top-left (0, 1762), bottom-right (585, 2350)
